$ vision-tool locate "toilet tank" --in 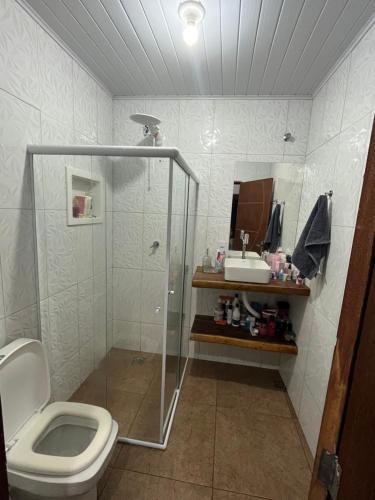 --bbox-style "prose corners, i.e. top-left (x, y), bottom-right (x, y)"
top-left (0, 339), bottom-right (50, 443)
